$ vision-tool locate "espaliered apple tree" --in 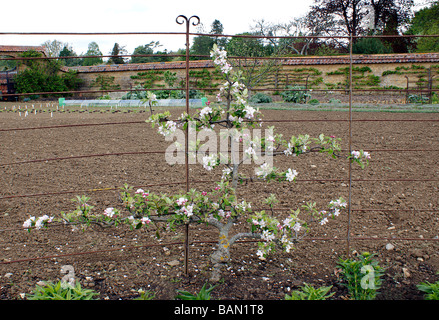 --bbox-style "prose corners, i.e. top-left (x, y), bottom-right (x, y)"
top-left (25, 45), bottom-right (370, 282)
